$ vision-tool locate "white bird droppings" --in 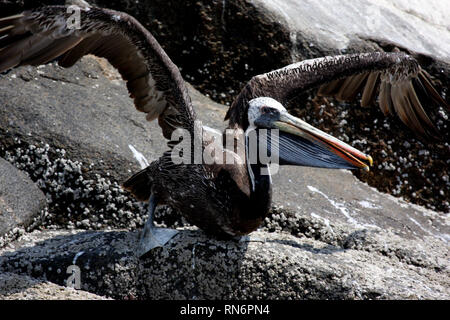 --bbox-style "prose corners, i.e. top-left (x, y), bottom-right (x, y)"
top-left (128, 145), bottom-right (149, 169)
